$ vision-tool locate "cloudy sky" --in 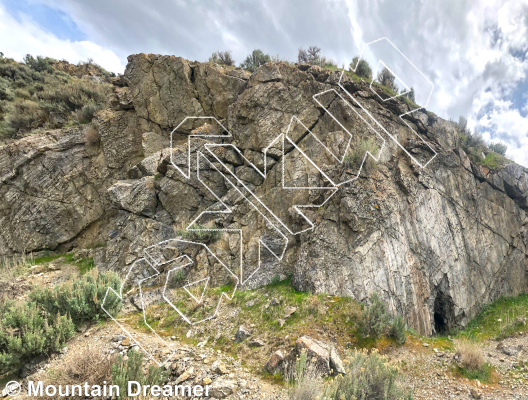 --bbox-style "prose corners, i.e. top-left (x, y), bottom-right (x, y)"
top-left (1, 0), bottom-right (527, 166)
